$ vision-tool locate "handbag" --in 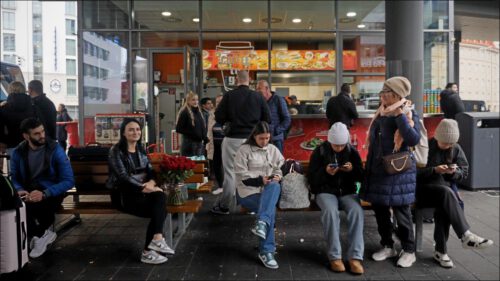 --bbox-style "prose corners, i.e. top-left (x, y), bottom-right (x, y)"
top-left (382, 151), bottom-right (412, 175)
top-left (279, 165), bottom-right (310, 209)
